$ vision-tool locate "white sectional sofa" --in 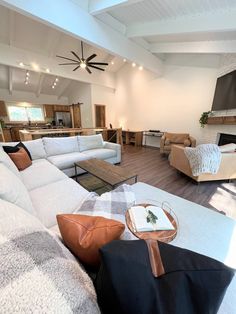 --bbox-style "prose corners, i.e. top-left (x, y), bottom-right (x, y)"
top-left (1, 134), bottom-right (121, 177)
top-left (0, 136), bottom-right (235, 314)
